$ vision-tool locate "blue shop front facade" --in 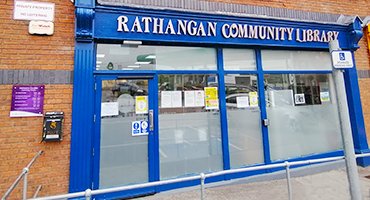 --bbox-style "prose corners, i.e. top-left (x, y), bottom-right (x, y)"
top-left (71, 0), bottom-right (370, 198)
